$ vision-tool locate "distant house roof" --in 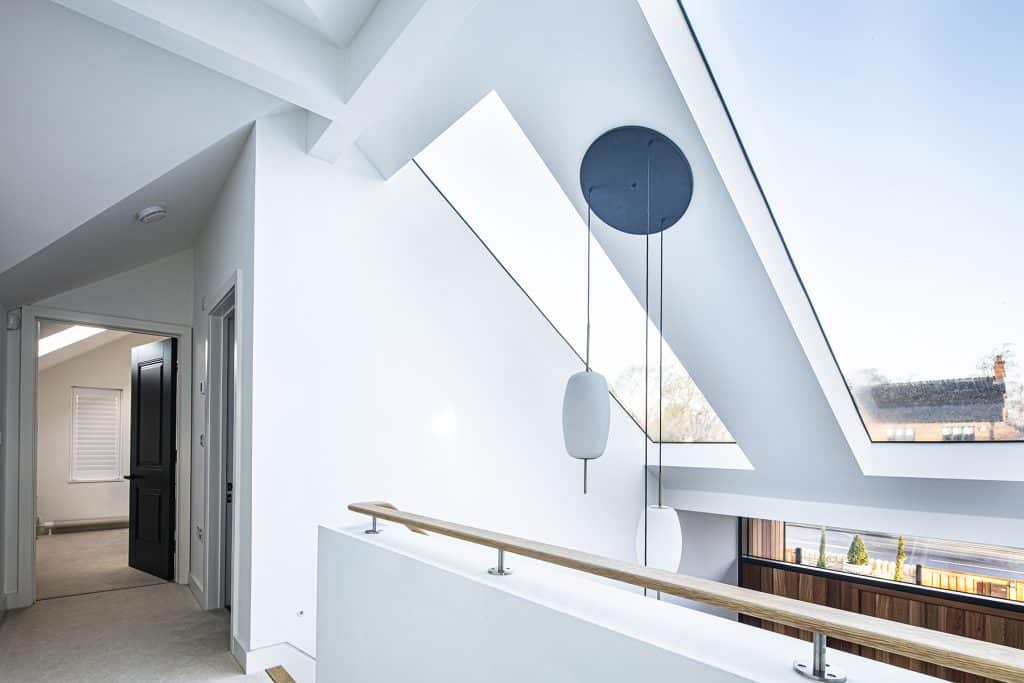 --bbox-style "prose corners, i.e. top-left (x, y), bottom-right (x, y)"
top-left (862, 376), bottom-right (1005, 424)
